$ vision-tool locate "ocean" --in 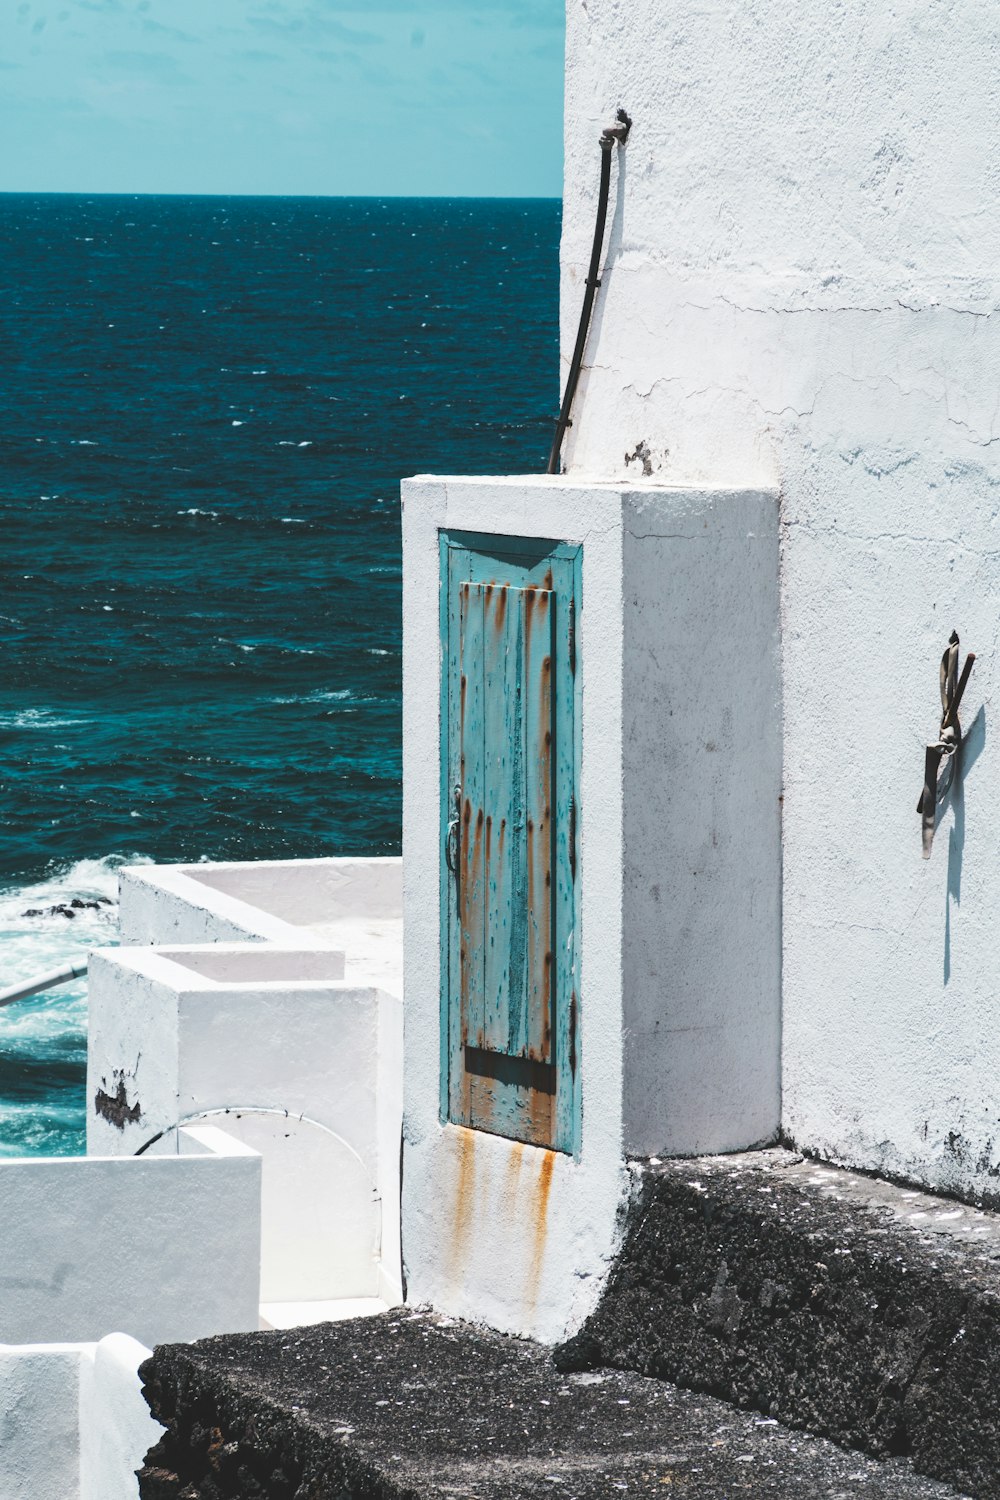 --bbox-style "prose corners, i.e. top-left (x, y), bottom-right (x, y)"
top-left (0, 192), bottom-right (560, 1157)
